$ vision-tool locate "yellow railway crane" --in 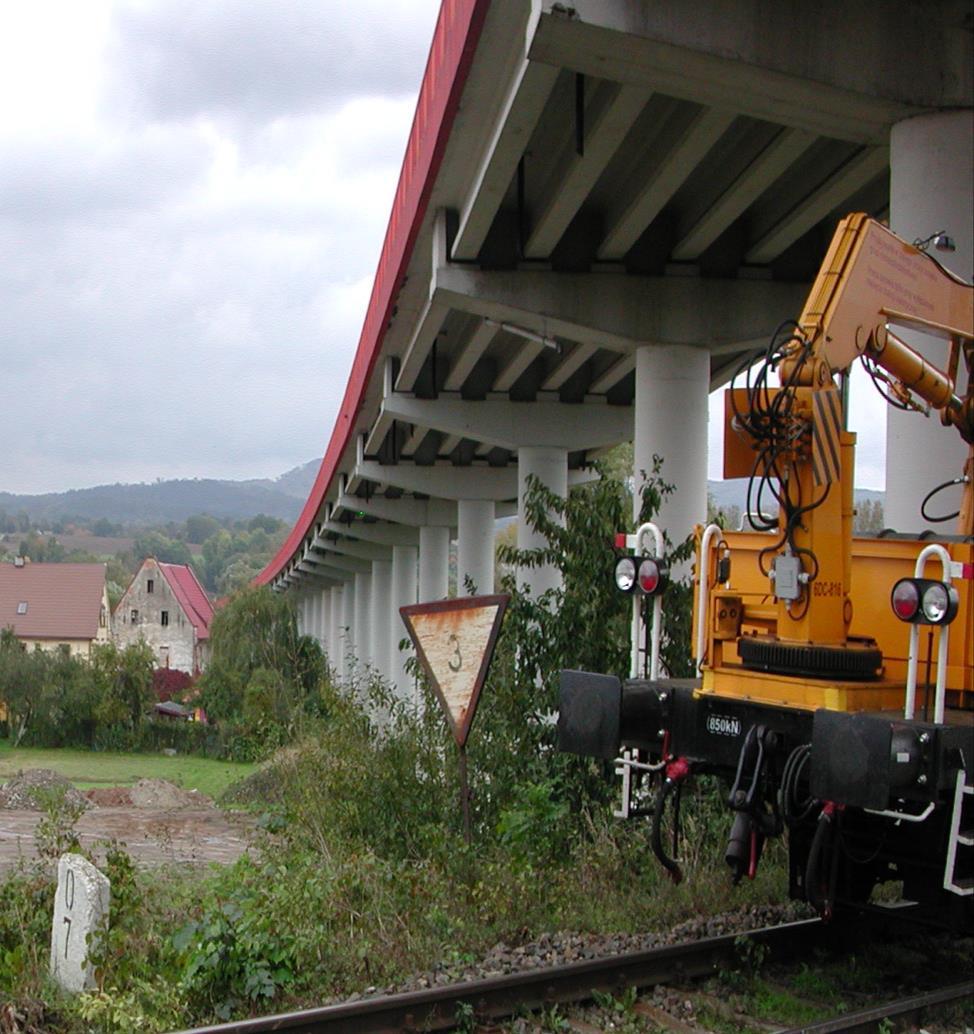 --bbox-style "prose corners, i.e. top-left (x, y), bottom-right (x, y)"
top-left (559, 214), bottom-right (974, 924)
